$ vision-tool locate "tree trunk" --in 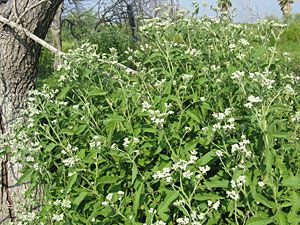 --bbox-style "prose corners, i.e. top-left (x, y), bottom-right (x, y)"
top-left (51, 2), bottom-right (63, 69)
top-left (0, 0), bottom-right (63, 222)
